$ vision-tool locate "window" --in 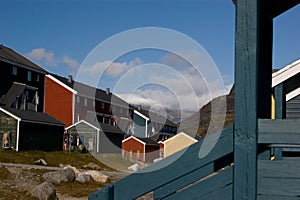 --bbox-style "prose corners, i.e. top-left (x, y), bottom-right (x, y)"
top-left (84, 98), bottom-right (87, 106)
top-left (27, 71), bottom-right (31, 81)
top-left (101, 102), bottom-right (105, 109)
top-left (77, 96), bottom-right (80, 103)
top-left (12, 66), bottom-right (17, 75)
top-left (36, 74), bottom-right (40, 82)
